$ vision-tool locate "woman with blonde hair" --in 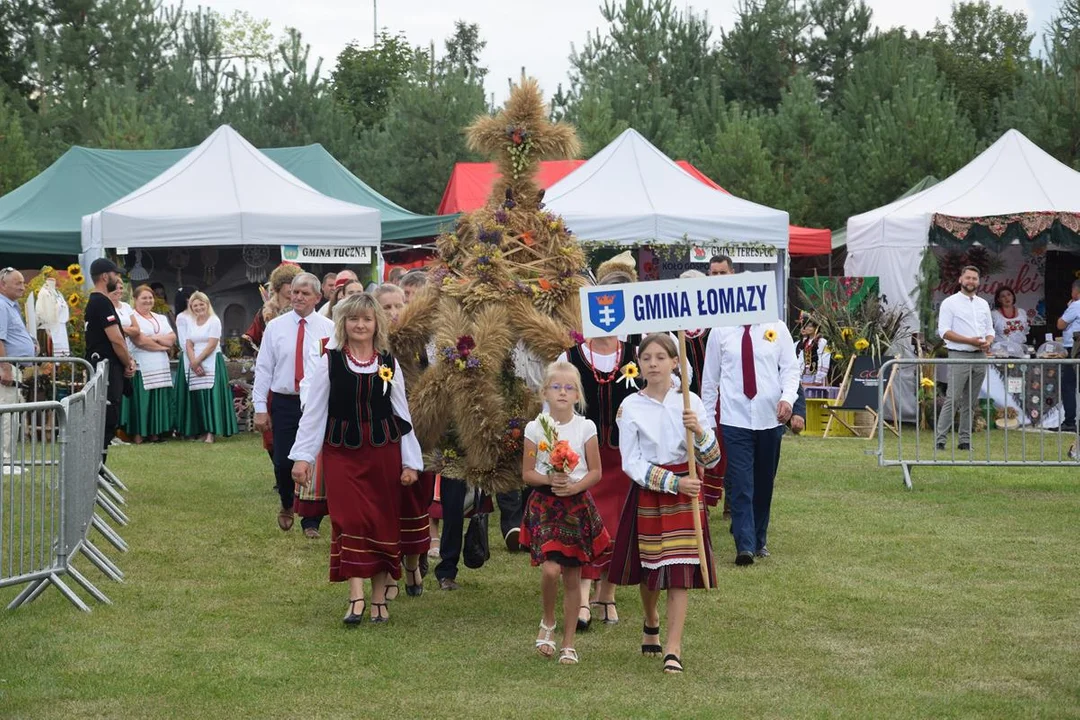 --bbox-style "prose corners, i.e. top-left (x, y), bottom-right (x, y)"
top-left (121, 284), bottom-right (176, 443)
top-left (290, 293), bottom-right (423, 625)
top-left (178, 292), bottom-right (238, 443)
